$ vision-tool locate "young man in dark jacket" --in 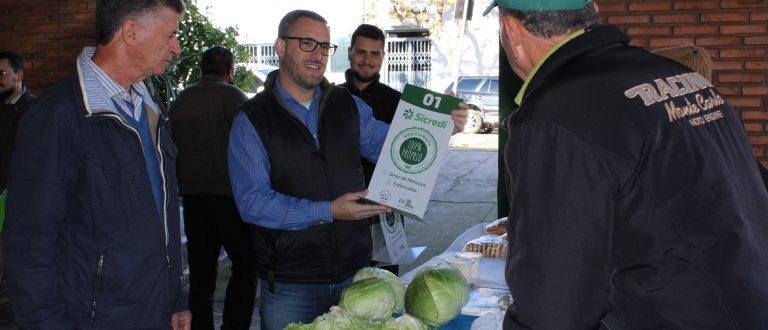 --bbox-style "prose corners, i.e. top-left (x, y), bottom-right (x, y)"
top-left (0, 51), bottom-right (35, 193)
top-left (4, 1), bottom-right (191, 328)
top-left (170, 46), bottom-right (257, 330)
top-left (485, 0), bottom-right (768, 328)
top-left (0, 50), bottom-right (35, 304)
top-left (338, 23), bottom-right (403, 275)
